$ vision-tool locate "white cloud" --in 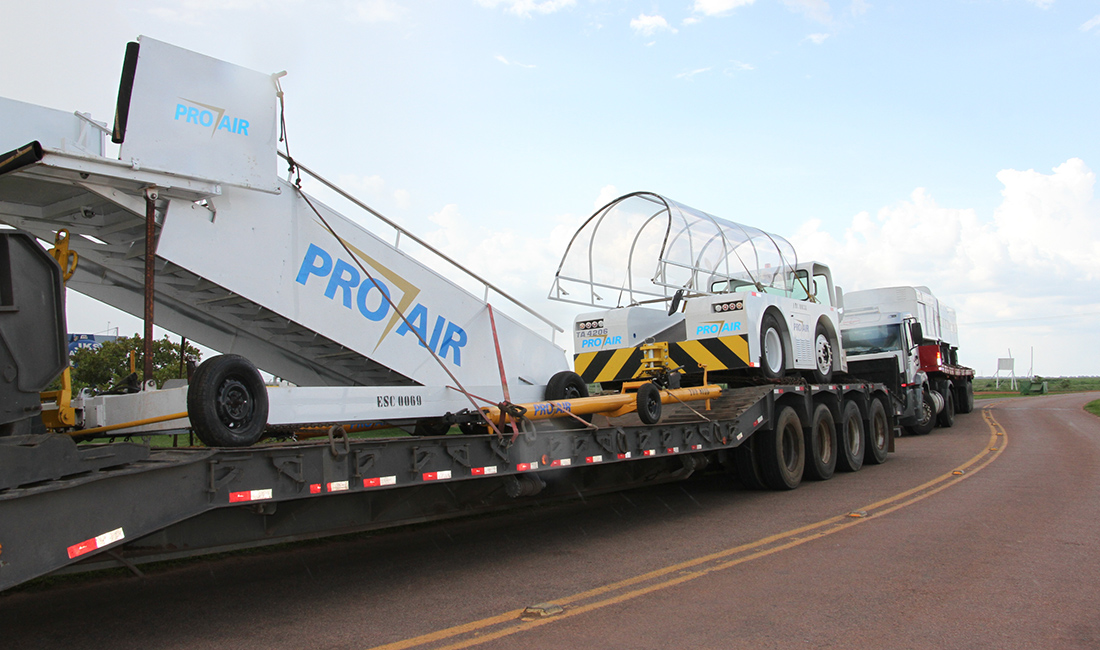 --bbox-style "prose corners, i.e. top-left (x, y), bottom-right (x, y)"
top-left (726, 59), bottom-right (755, 72)
top-left (1081, 14), bottom-right (1100, 31)
top-left (595, 185), bottom-right (620, 209)
top-left (692, 0), bottom-right (756, 17)
top-left (630, 13), bottom-right (677, 36)
top-left (782, 0), bottom-right (833, 23)
top-left (850, 0), bottom-right (870, 16)
top-left (1024, 0), bottom-right (1054, 8)
top-left (683, 16), bottom-right (701, 26)
top-left (676, 67), bottom-right (713, 79)
top-left (476, 0), bottom-right (576, 18)
top-left (349, 0), bottom-right (404, 22)
top-left (789, 158), bottom-right (1100, 375)
top-left (805, 33), bottom-right (830, 44)
top-left (421, 202), bottom-right (587, 331)
top-left (495, 54), bottom-right (536, 68)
